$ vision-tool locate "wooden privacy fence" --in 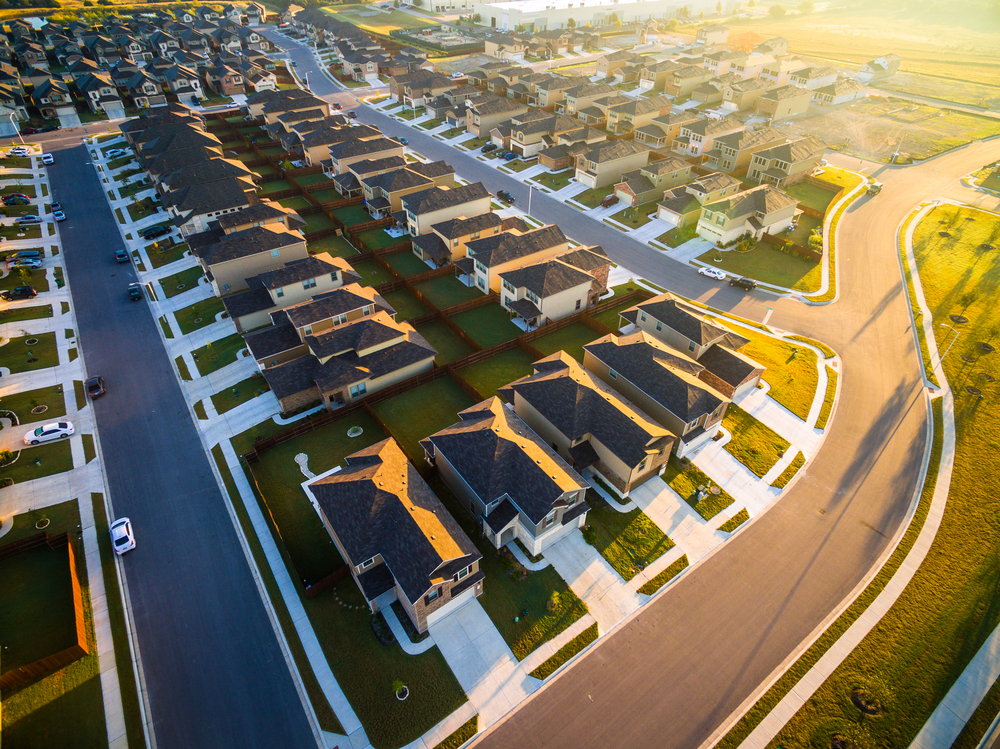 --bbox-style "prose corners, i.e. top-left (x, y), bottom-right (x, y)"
top-left (0, 532), bottom-right (89, 690)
